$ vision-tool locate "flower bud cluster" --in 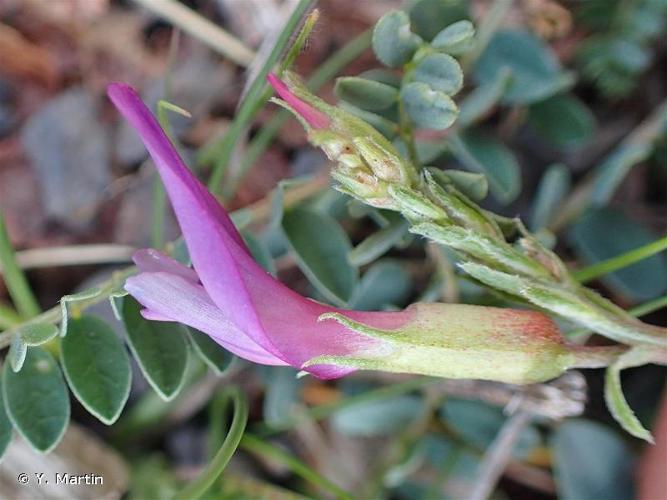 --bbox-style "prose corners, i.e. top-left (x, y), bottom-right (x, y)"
top-left (269, 71), bottom-right (667, 349)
